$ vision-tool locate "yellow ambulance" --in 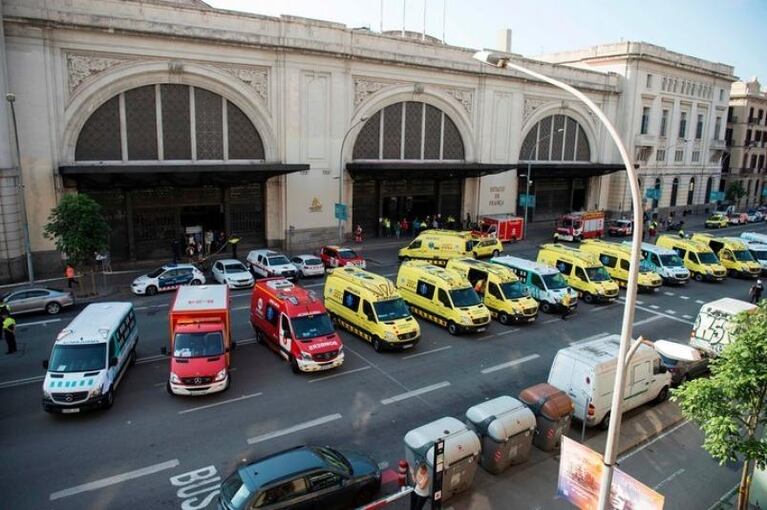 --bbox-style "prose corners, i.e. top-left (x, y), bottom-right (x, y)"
top-left (324, 267), bottom-right (420, 352)
top-left (446, 258), bottom-right (539, 324)
top-left (656, 235), bottom-right (727, 282)
top-left (536, 243), bottom-right (620, 304)
top-left (396, 261), bottom-right (491, 335)
top-left (690, 234), bottom-right (761, 278)
top-left (398, 230), bottom-right (475, 266)
top-left (579, 239), bottom-right (663, 292)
